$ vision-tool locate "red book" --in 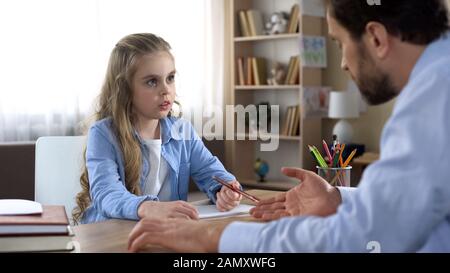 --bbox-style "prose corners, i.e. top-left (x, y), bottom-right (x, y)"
top-left (0, 205), bottom-right (73, 252)
top-left (0, 205), bottom-right (69, 236)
